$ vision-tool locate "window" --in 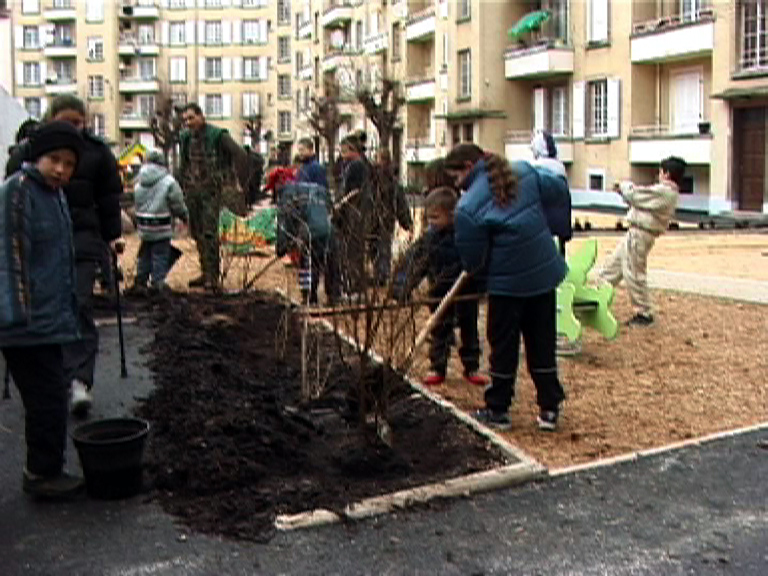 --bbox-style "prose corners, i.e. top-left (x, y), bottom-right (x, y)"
top-left (356, 21), bottom-right (363, 51)
top-left (24, 97), bottom-right (41, 118)
top-left (392, 23), bottom-right (401, 61)
top-left (23, 26), bottom-right (39, 49)
top-left (243, 20), bottom-right (260, 44)
top-left (139, 95), bottom-right (155, 118)
top-left (542, 0), bottom-right (568, 41)
top-left (277, 0), bottom-right (290, 25)
top-left (170, 56), bottom-right (187, 82)
top-left (170, 22), bottom-right (185, 45)
top-left (138, 58), bottom-right (156, 80)
top-left (741, 0), bottom-right (768, 71)
top-left (171, 92), bottom-right (187, 107)
top-left (87, 37), bottom-right (104, 61)
top-left (205, 57), bottom-right (222, 80)
top-left (169, 0), bottom-right (184, 8)
top-left (205, 0), bottom-right (221, 6)
top-left (279, 111), bottom-right (291, 134)
top-left (88, 75), bottom-right (104, 99)
top-left (588, 0), bottom-right (609, 43)
top-left (278, 74), bottom-right (291, 98)
top-left (91, 114), bottom-right (106, 138)
top-left (53, 24), bottom-right (74, 46)
top-left (588, 79), bottom-right (608, 136)
top-left (243, 57), bottom-right (260, 80)
top-left (205, 94), bottom-right (223, 116)
top-left (588, 170), bottom-right (605, 191)
top-left (451, 124), bottom-right (461, 146)
top-left (296, 90), bottom-right (300, 114)
top-left (463, 123), bottom-right (474, 142)
top-left (442, 33), bottom-right (449, 69)
top-left (458, 0), bottom-right (470, 20)
top-left (671, 70), bottom-right (702, 133)
top-left (205, 21), bottom-right (222, 45)
top-left (551, 86), bottom-right (568, 136)
top-left (278, 36), bottom-right (290, 62)
top-left (679, 175), bottom-right (694, 195)
top-left (23, 62), bottom-right (41, 85)
top-left (304, 86), bottom-right (310, 110)
top-left (21, 0), bottom-right (39, 15)
top-left (138, 24), bottom-right (155, 45)
top-left (681, 0), bottom-right (704, 22)
top-left (242, 92), bottom-right (259, 117)
top-left (53, 60), bottom-right (74, 82)
top-left (458, 49), bottom-right (471, 98)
